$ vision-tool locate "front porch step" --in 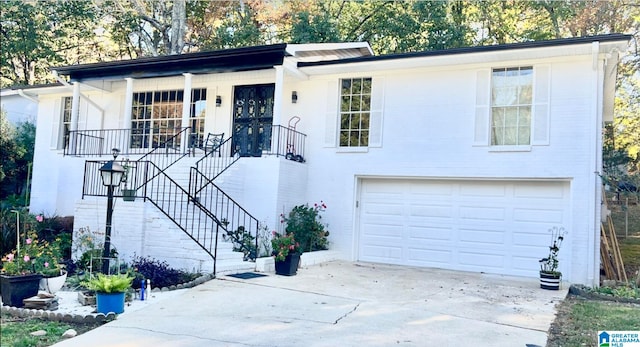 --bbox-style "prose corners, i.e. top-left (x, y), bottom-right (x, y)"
top-left (215, 259), bottom-right (256, 276)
